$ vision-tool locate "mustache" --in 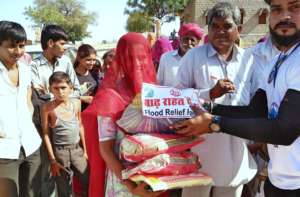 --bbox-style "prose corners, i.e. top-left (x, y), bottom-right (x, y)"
top-left (274, 21), bottom-right (296, 29)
